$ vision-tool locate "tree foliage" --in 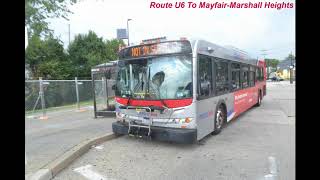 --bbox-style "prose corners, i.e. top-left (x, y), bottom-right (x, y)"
top-left (67, 31), bottom-right (107, 78)
top-left (265, 58), bottom-right (280, 68)
top-left (26, 29), bottom-right (124, 79)
top-left (25, 35), bottom-right (73, 79)
top-left (68, 31), bottom-right (124, 78)
top-left (25, 0), bottom-right (76, 37)
top-left (105, 39), bottom-right (125, 60)
top-left (284, 54), bottom-right (295, 62)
